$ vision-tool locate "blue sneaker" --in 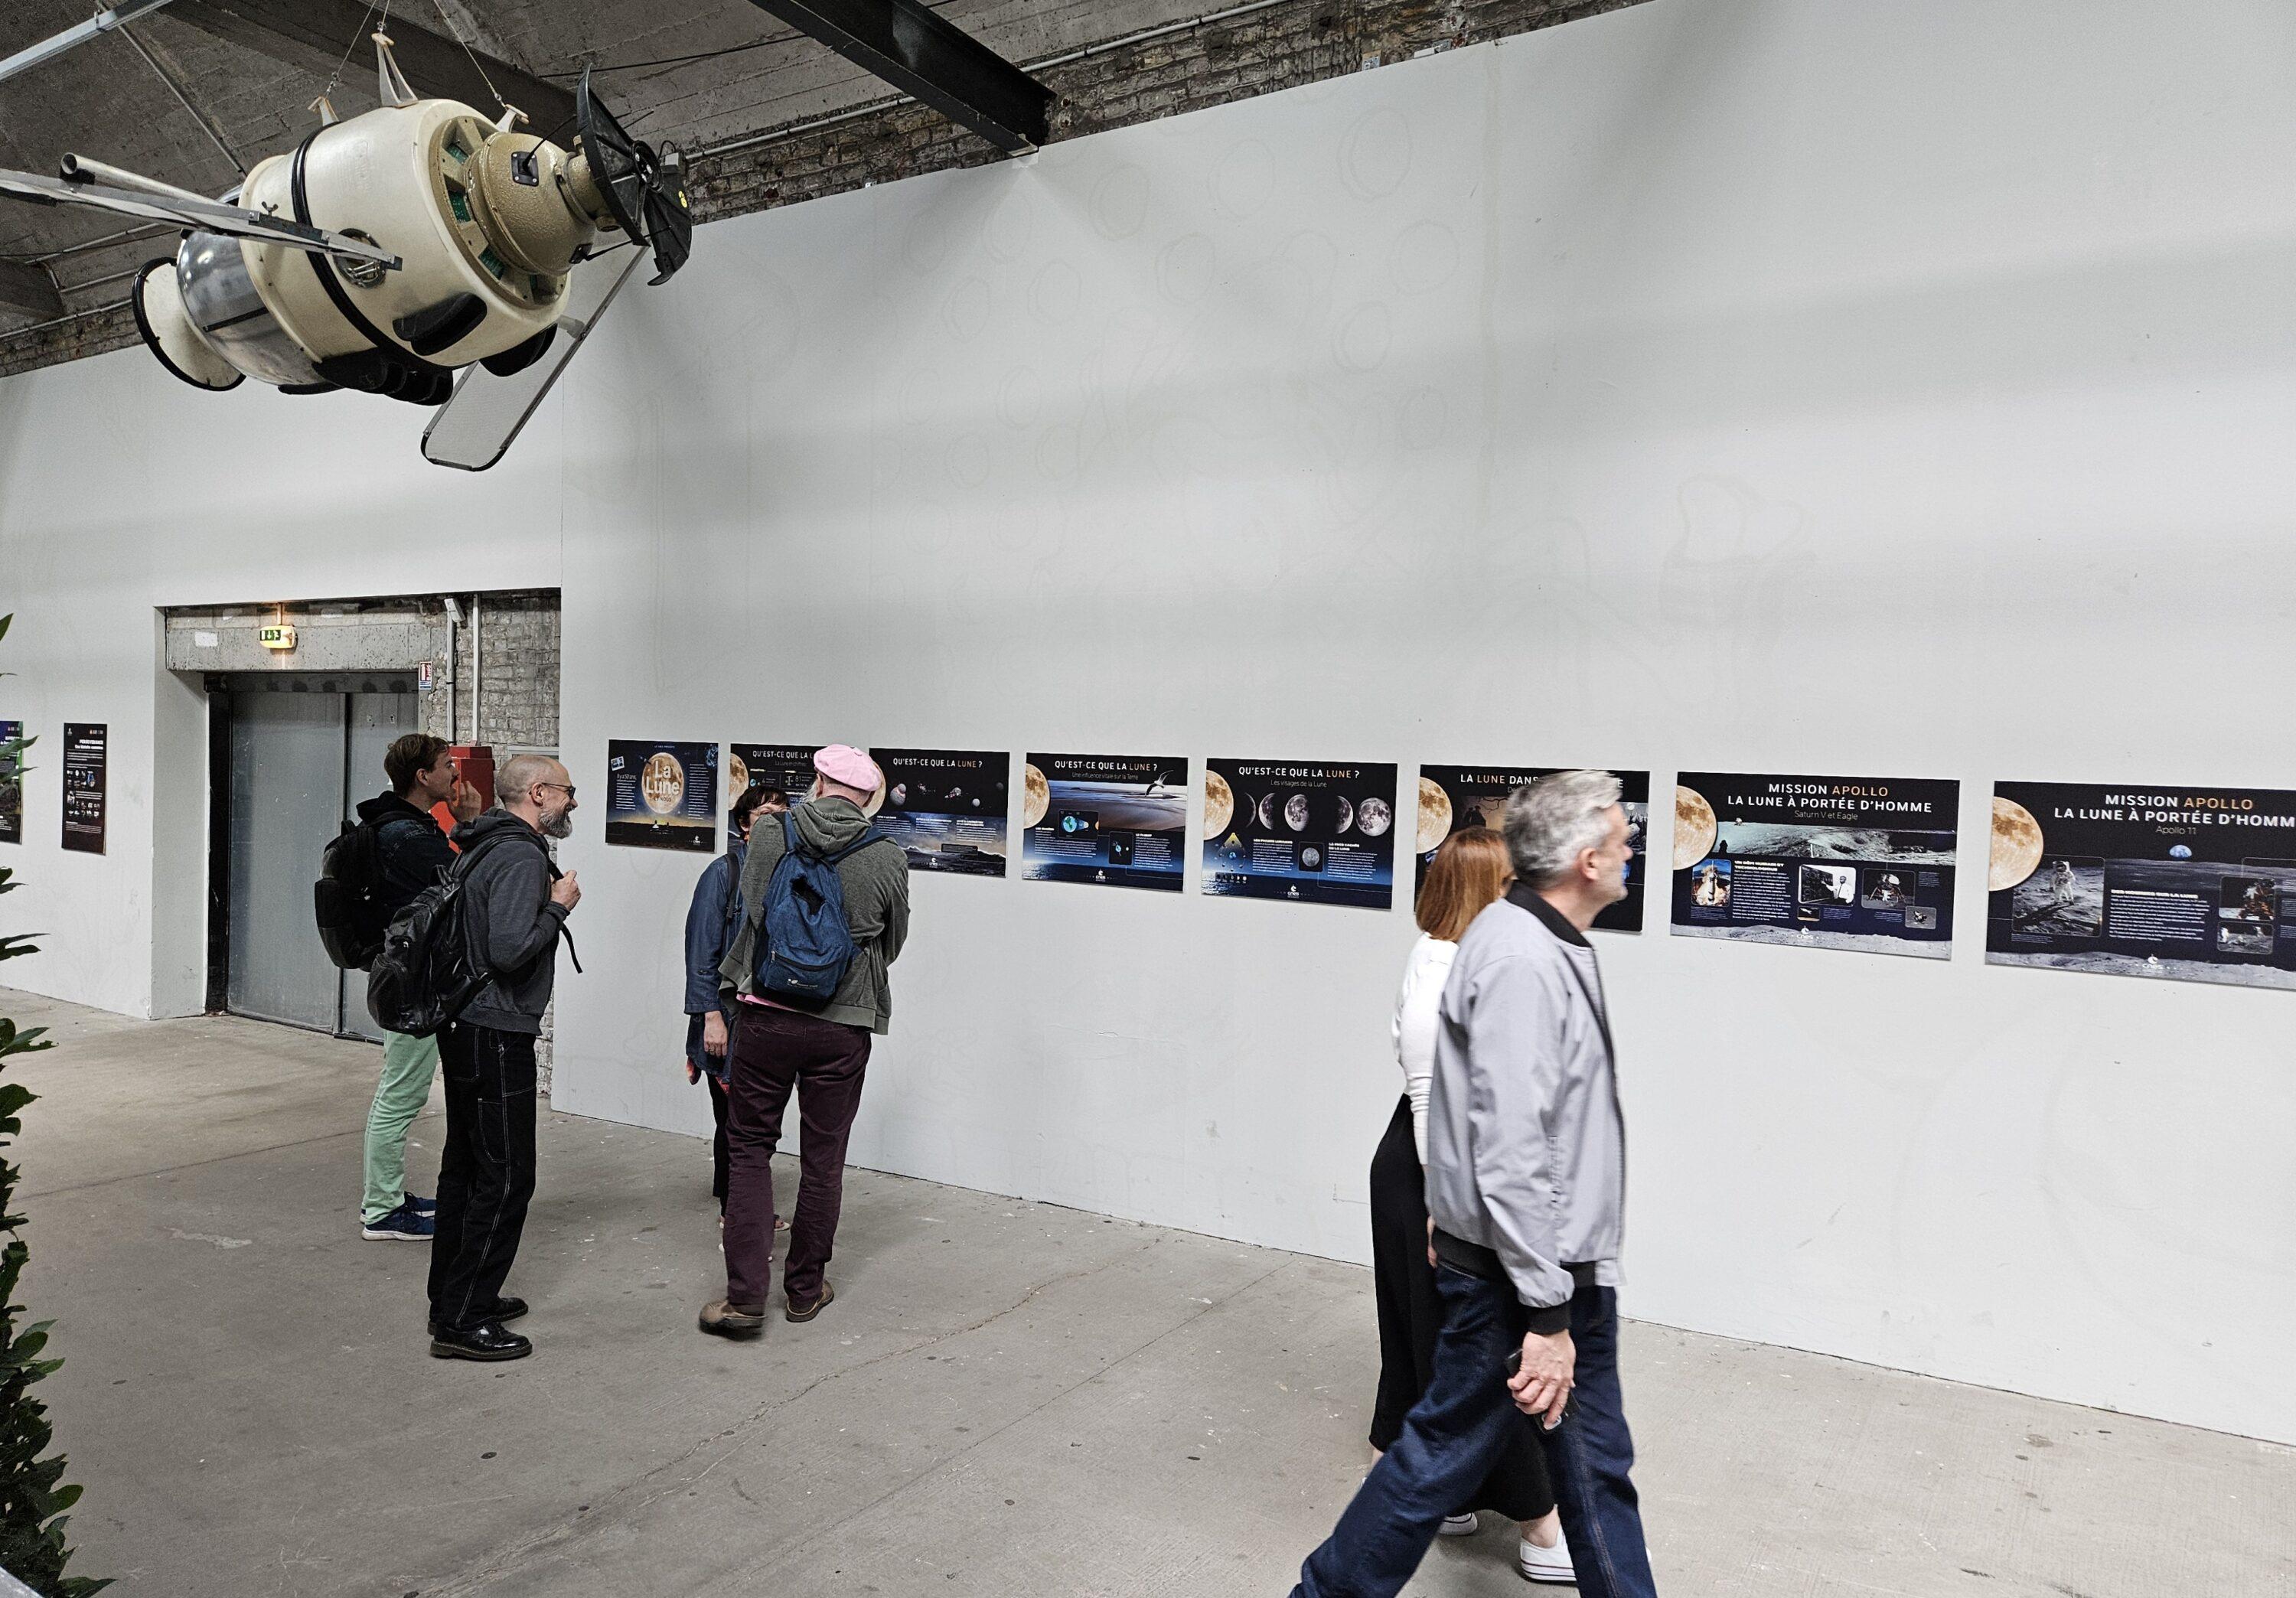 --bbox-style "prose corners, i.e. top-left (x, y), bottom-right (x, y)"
top-left (403, 1192), bottom-right (437, 1215)
top-left (362, 1202), bottom-right (435, 1241)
